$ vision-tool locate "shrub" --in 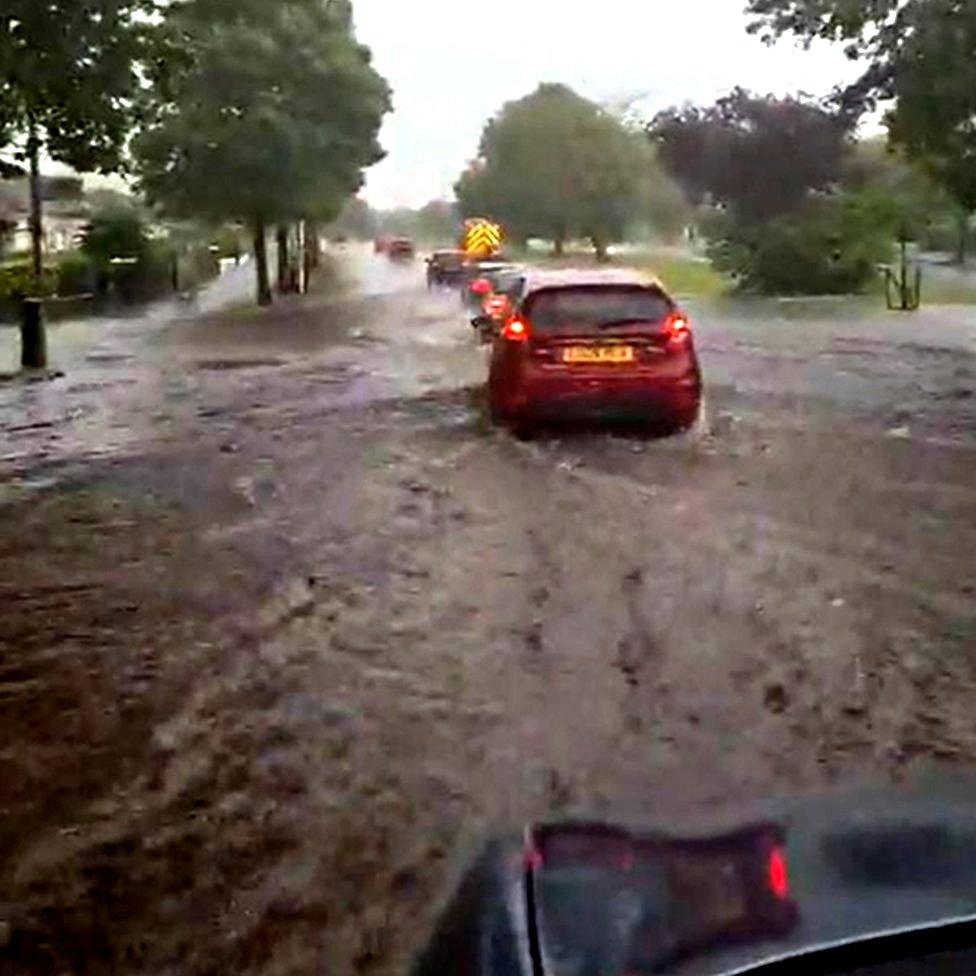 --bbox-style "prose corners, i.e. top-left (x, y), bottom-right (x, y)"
top-left (0, 264), bottom-right (57, 300)
top-left (56, 252), bottom-right (98, 296)
top-left (78, 208), bottom-right (186, 302)
top-left (704, 195), bottom-right (893, 295)
top-left (106, 241), bottom-right (175, 303)
top-left (81, 208), bottom-right (151, 268)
